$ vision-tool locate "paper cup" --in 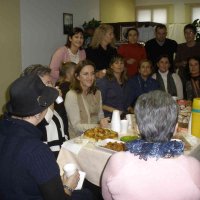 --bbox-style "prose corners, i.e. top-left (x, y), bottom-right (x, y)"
top-left (111, 110), bottom-right (121, 132)
top-left (126, 114), bottom-right (132, 128)
top-left (75, 171), bottom-right (86, 190)
top-left (55, 96), bottom-right (63, 104)
top-left (63, 163), bottom-right (77, 177)
top-left (120, 119), bottom-right (128, 134)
